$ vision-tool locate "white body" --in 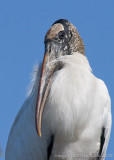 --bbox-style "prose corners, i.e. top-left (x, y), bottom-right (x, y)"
top-left (5, 53), bottom-right (111, 160)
